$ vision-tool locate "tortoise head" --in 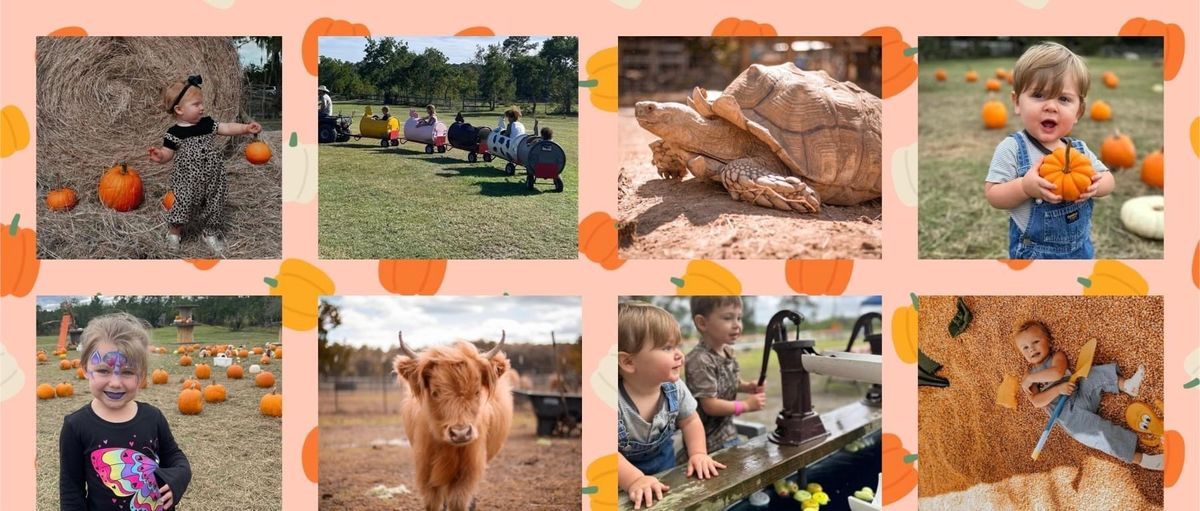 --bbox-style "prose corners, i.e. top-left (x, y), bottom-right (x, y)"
top-left (635, 101), bottom-right (706, 141)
